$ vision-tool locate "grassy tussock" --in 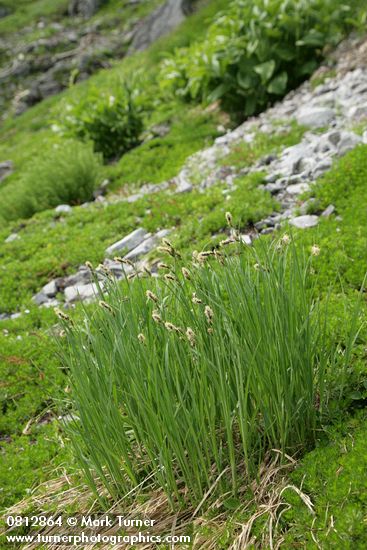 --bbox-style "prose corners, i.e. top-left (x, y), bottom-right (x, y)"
top-left (60, 234), bottom-right (361, 509)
